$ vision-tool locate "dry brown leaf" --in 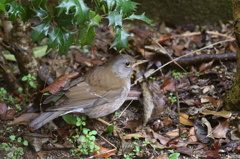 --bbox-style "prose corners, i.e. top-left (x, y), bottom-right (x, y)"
top-left (24, 133), bottom-right (51, 152)
top-left (180, 113), bottom-right (194, 126)
top-left (201, 110), bottom-right (232, 118)
top-left (160, 78), bottom-right (176, 93)
top-left (1, 108), bottom-right (17, 120)
top-left (123, 132), bottom-right (144, 140)
top-left (0, 101), bottom-right (7, 118)
top-left (213, 119), bottom-right (230, 138)
top-left (125, 119), bottom-right (143, 132)
top-left (172, 45), bottom-right (184, 56)
top-left (199, 60), bottom-right (214, 72)
top-left (41, 72), bottom-right (79, 94)
top-left (9, 113), bottom-right (39, 125)
top-left (187, 127), bottom-right (198, 143)
top-left (94, 142), bottom-right (116, 159)
top-left (142, 82), bottom-right (154, 125)
top-left (152, 131), bottom-right (170, 145)
top-left (166, 129), bottom-right (187, 137)
top-left (156, 153), bottom-right (169, 159)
